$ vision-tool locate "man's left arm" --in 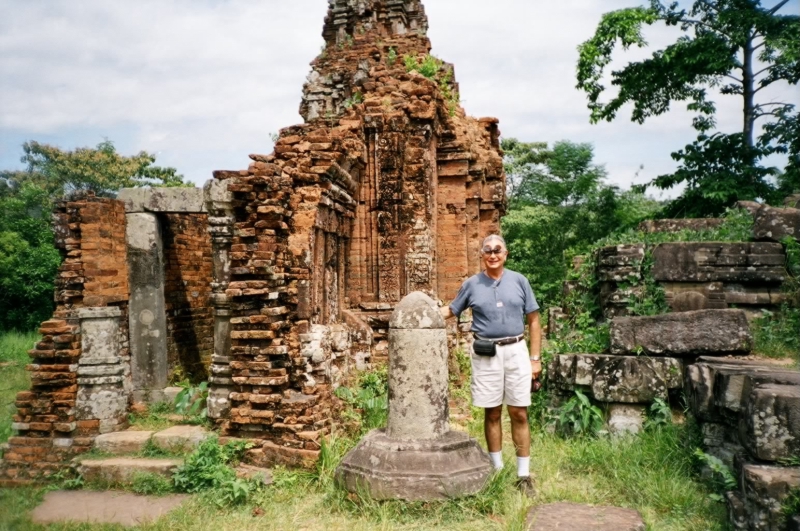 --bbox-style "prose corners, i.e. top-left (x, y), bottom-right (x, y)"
top-left (527, 311), bottom-right (542, 379)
